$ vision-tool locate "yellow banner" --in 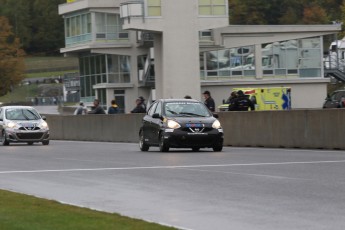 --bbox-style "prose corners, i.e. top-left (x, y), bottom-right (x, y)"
top-left (67, 0), bottom-right (75, 3)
